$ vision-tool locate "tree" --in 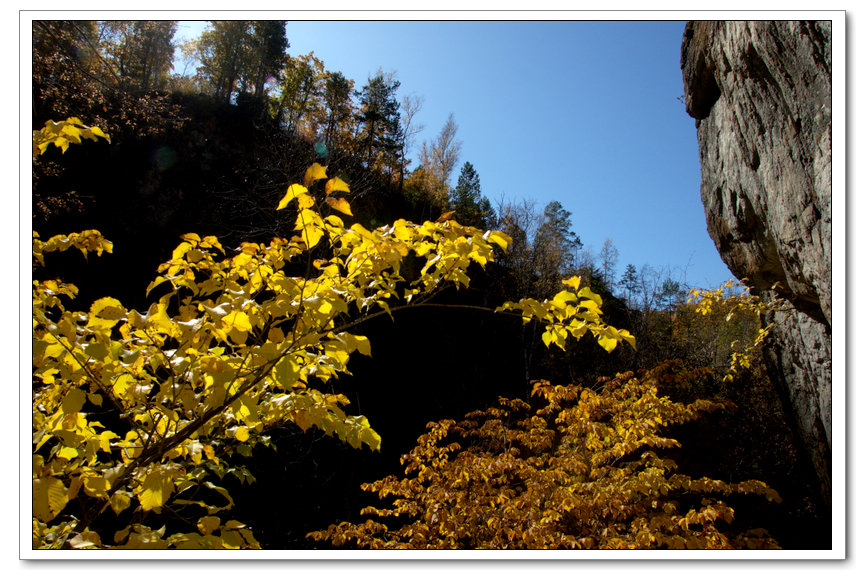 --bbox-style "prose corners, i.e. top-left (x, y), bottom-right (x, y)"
top-left (196, 21), bottom-right (252, 104)
top-left (426, 113), bottom-right (463, 202)
top-left (274, 52), bottom-right (325, 135)
top-left (243, 21), bottom-right (288, 105)
top-left (32, 126), bottom-right (634, 549)
top-left (32, 21), bottom-right (101, 117)
top-left (100, 21), bottom-right (178, 91)
top-left (449, 162), bottom-right (495, 229)
top-left (619, 263), bottom-right (639, 309)
top-left (321, 71), bottom-right (357, 150)
top-left (599, 237), bottom-right (620, 292)
top-left (534, 201), bottom-right (582, 298)
top-left (398, 94), bottom-right (425, 189)
top-left (356, 71), bottom-right (403, 174)
top-left (311, 361), bottom-right (782, 549)
top-left (657, 277), bottom-right (687, 311)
